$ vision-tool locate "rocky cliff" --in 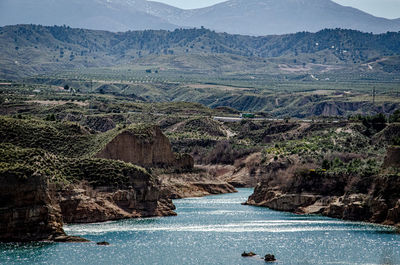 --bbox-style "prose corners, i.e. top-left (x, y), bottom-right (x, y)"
top-left (159, 170), bottom-right (237, 199)
top-left (246, 167), bottom-right (400, 227)
top-left (0, 118), bottom-right (182, 242)
top-left (56, 176), bottom-right (176, 224)
top-left (0, 154), bottom-right (176, 242)
top-left (0, 170), bottom-right (65, 242)
top-left (96, 125), bottom-right (194, 169)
